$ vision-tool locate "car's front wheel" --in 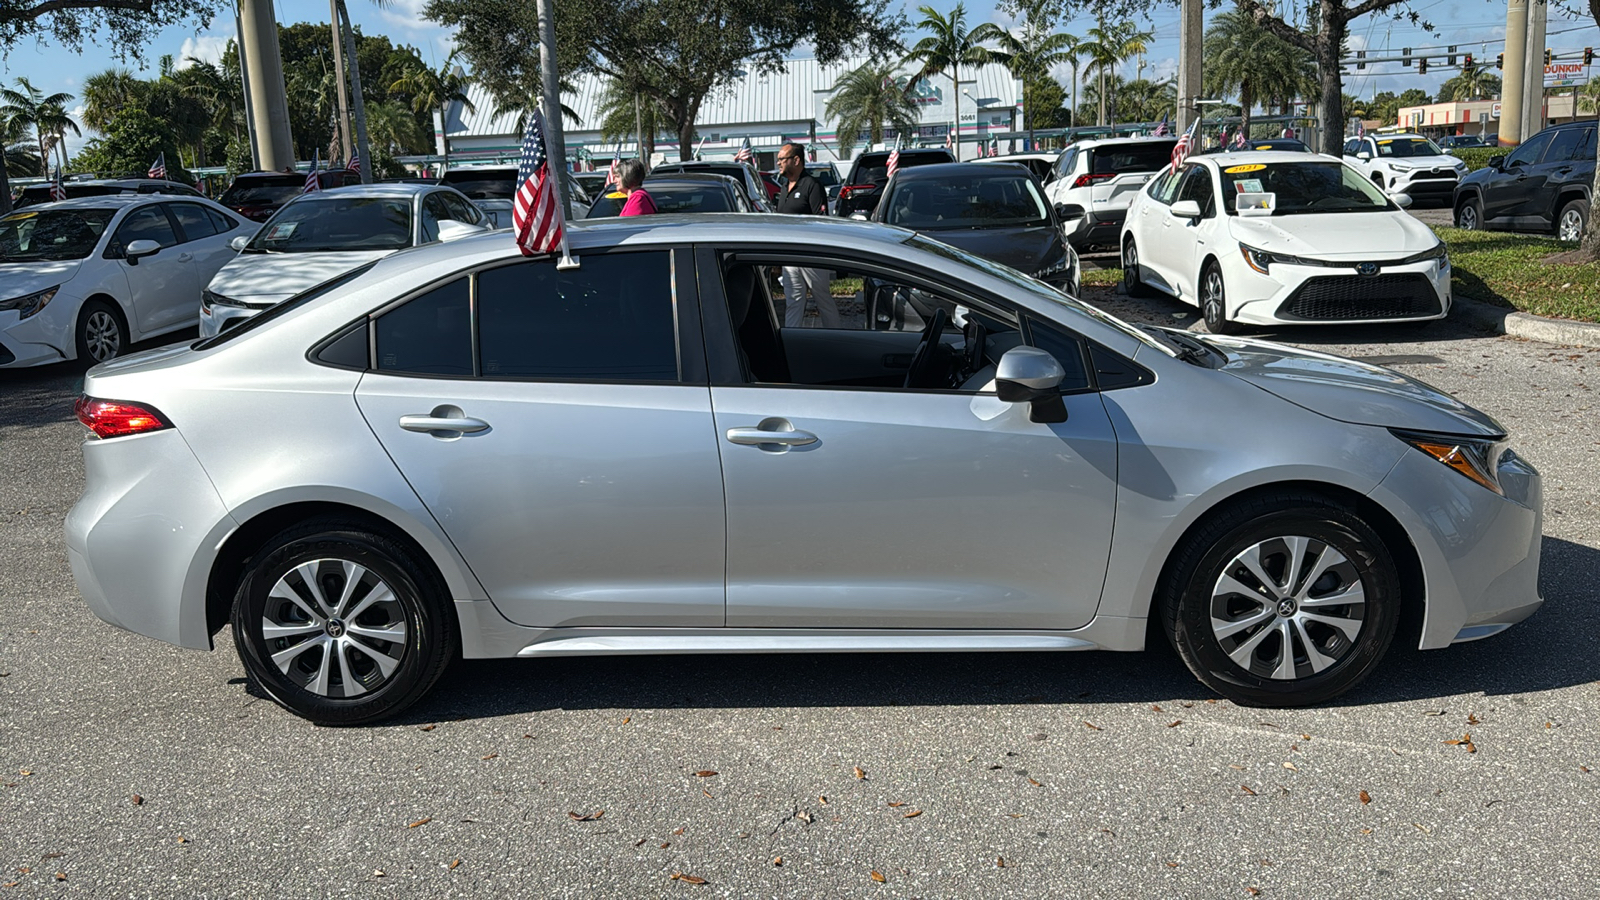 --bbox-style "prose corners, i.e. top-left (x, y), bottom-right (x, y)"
top-left (1122, 237), bottom-right (1153, 298)
top-left (1200, 262), bottom-right (1241, 335)
top-left (1160, 491), bottom-right (1402, 707)
top-left (1556, 198), bottom-right (1589, 243)
top-left (75, 300), bottom-right (127, 365)
top-left (231, 519), bottom-right (457, 725)
top-left (1455, 196), bottom-right (1484, 230)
